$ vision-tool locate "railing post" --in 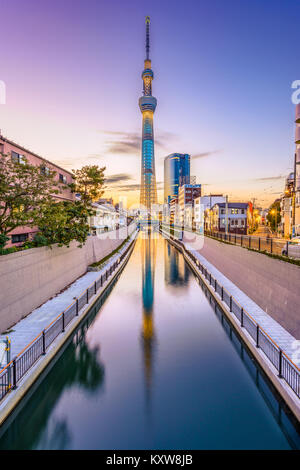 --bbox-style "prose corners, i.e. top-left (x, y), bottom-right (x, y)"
top-left (256, 325), bottom-right (259, 348)
top-left (270, 238), bottom-right (273, 254)
top-left (76, 299), bottom-right (79, 316)
top-left (42, 330), bottom-right (46, 355)
top-left (209, 274), bottom-right (212, 285)
top-left (249, 236), bottom-right (251, 249)
top-left (62, 312), bottom-right (65, 332)
top-left (286, 242), bottom-right (289, 258)
top-left (258, 237), bottom-right (261, 251)
top-left (241, 235), bottom-right (243, 246)
top-left (221, 286), bottom-right (224, 301)
top-left (94, 281), bottom-right (97, 294)
top-left (241, 308), bottom-right (244, 327)
top-left (12, 359), bottom-right (17, 389)
top-left (86, 289), bottom-right (89, 304)
top-left (230, 296), bottom-right (232, 312)
top-left (278, 349), bottom-right (283, 378)
top-left (215, 279), bottom-right (217, 291)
